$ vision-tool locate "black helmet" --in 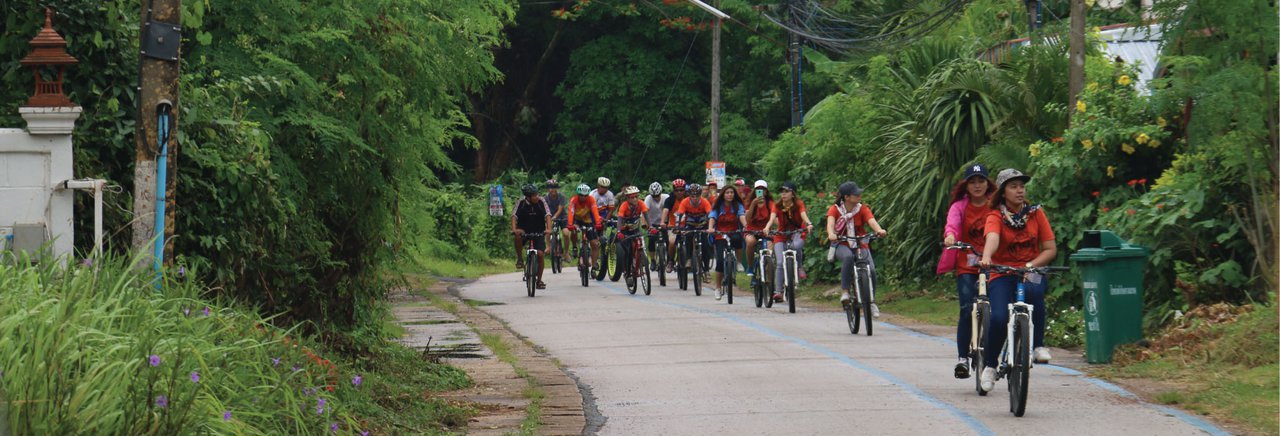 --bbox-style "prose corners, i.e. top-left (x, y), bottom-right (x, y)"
top-left (687, 183), bottom-right (703, 196)
top-left (779, 181), bottom-right (798, 193)
top-left (521, 184), bottom-right (538, 196)
top-left (838, 181), bottom-right (864, 197)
